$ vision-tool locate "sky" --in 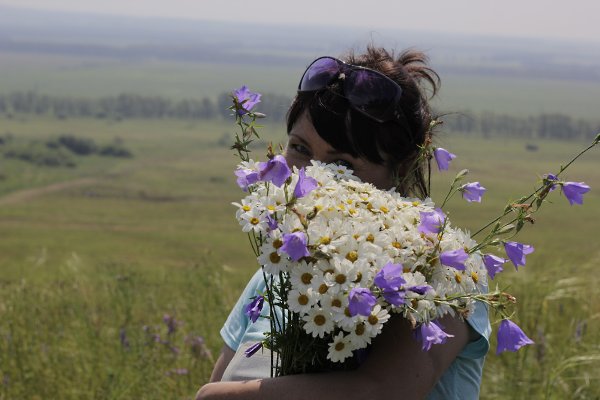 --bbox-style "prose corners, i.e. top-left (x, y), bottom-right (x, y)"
top-left (1, 0), bottom-right (600, 44)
